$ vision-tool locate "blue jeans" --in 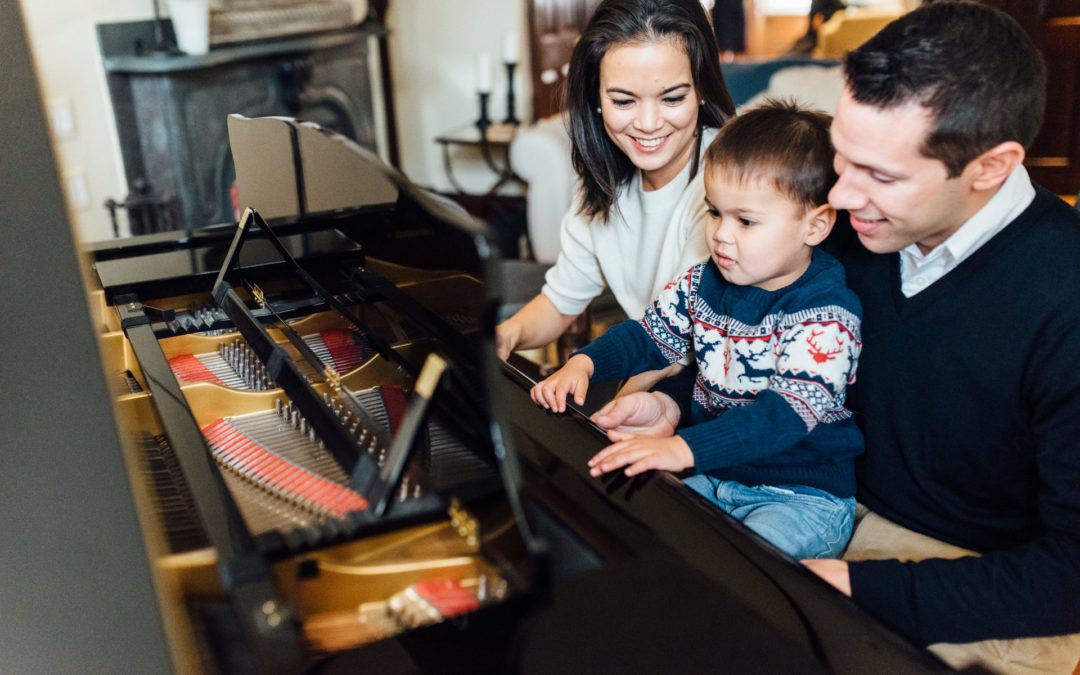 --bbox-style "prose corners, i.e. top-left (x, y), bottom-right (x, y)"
top-left (683, 475), bottom-right (855, 559)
